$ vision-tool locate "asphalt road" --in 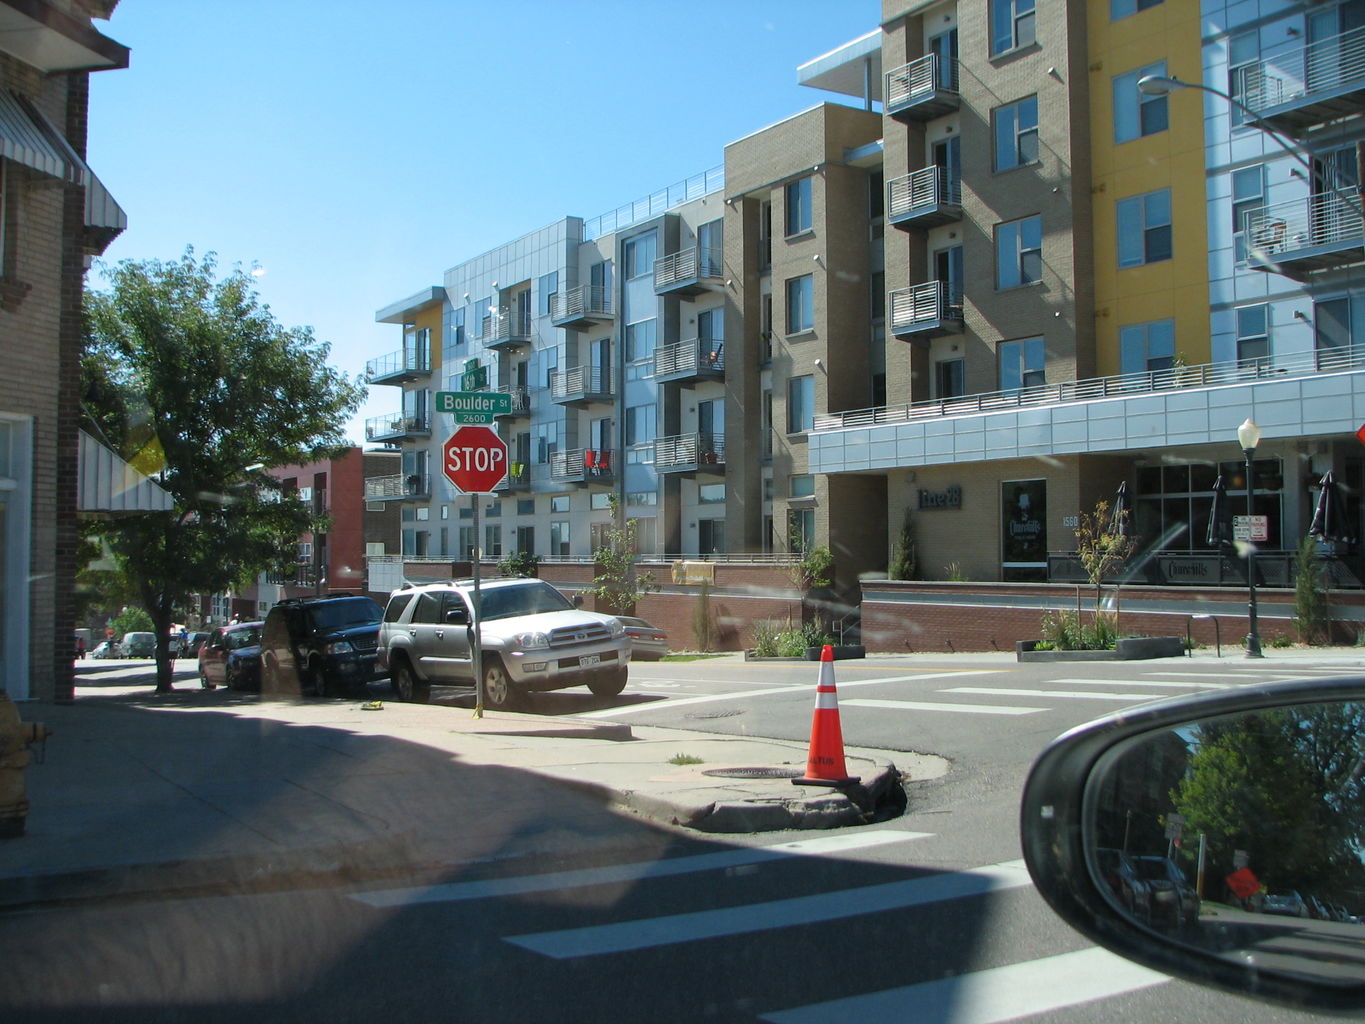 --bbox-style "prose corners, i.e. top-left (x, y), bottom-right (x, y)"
top-left (9, 651), bottom-right (1360, 1022)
